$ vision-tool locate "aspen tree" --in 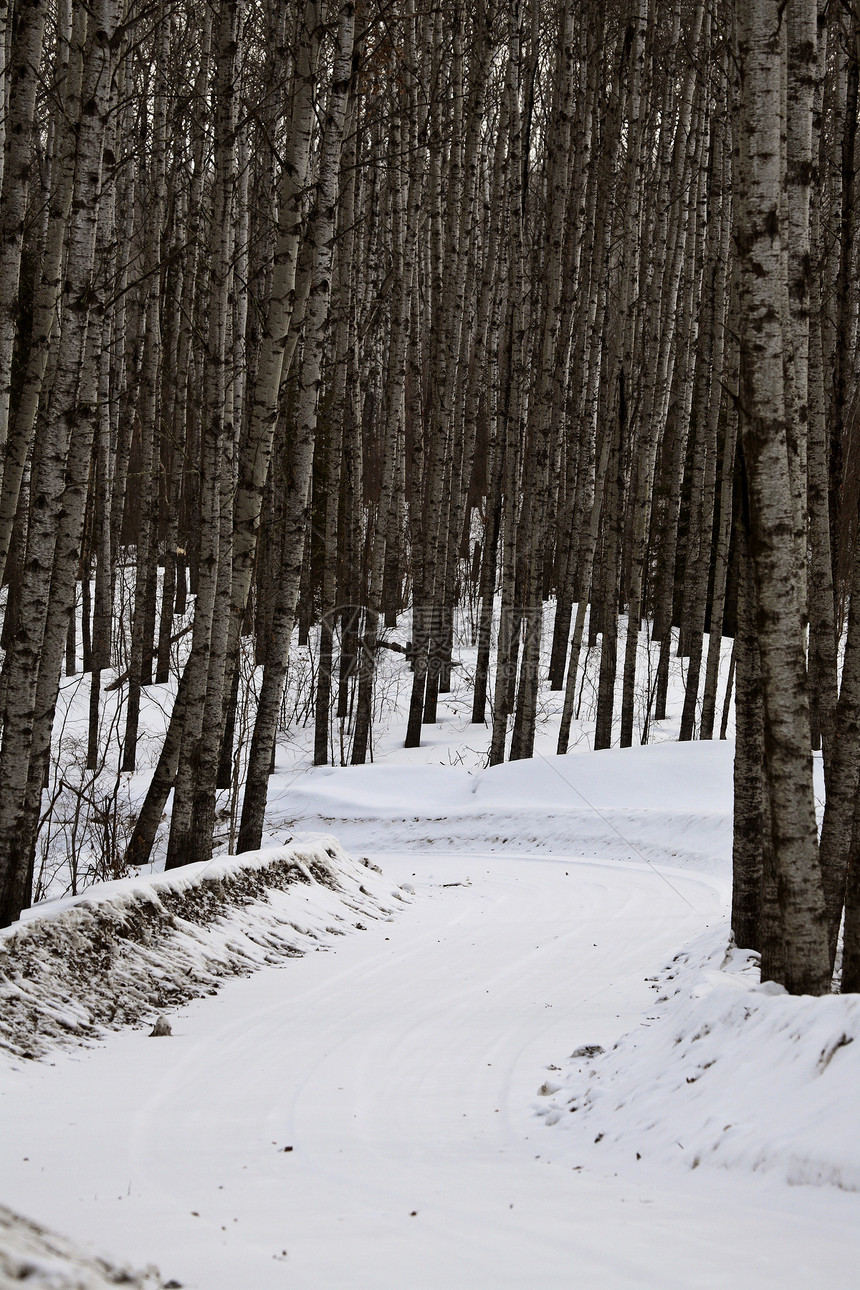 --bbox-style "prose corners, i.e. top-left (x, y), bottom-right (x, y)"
top-left (679, 91), bottom-right (731, 741)
top-left (798, 1), bottom-right (860, 966)
top-left (827, 8), bottom-right (858, 591)
top-left (556, 17), bottom-right (618, 756)
top-left (842, 817), bottom-right (860, 992)
top-left (547, 24), bottom-right (596, 693)
top-left (156, 10), bottom-right (213, 686)
top-left (122, 13), bottom-right (170, 770)
top-left (592, 12), bottom-right (642, 752)
top-left (238, 0), bottom-right (355, 853)
top-left (817, 544), bottom-right (860, 964)
top-left (698, 405), bottom-right (738, 739)
top-left (165, 0), bottom-right (243, 870)
top-left (433, 4), bottom-right (496, 724)
top-left (471, 114), bottom-right (509, 727)
top-left (0, 0), bottom-right (49, 462)
top-left (733, 0), bottom-right (830, 994)
top-left (0, 1), bottom-right (84, 584)
top-left (86, 307), bottom-right (114, 771)
top-left (510, 0), bottom-right (577, 762)
top-left (731, 523), bottom-right (766, 951)
top-left (0, 0), bottom-right (124, 926)
top-left (620, 0), bottom-right (708, 746)
top-left (352, 50), bottom-right (425, 764)
top-left (226, 1), bottom-right (322, 668)
top-left (806, 187), bottom-right (838, 754)
top-left (489, 3), bottom-right (527, 766)
top-left (408, 2), bottom-right (489, 744)
top-left (313, 112), bottom-right (357, 767)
